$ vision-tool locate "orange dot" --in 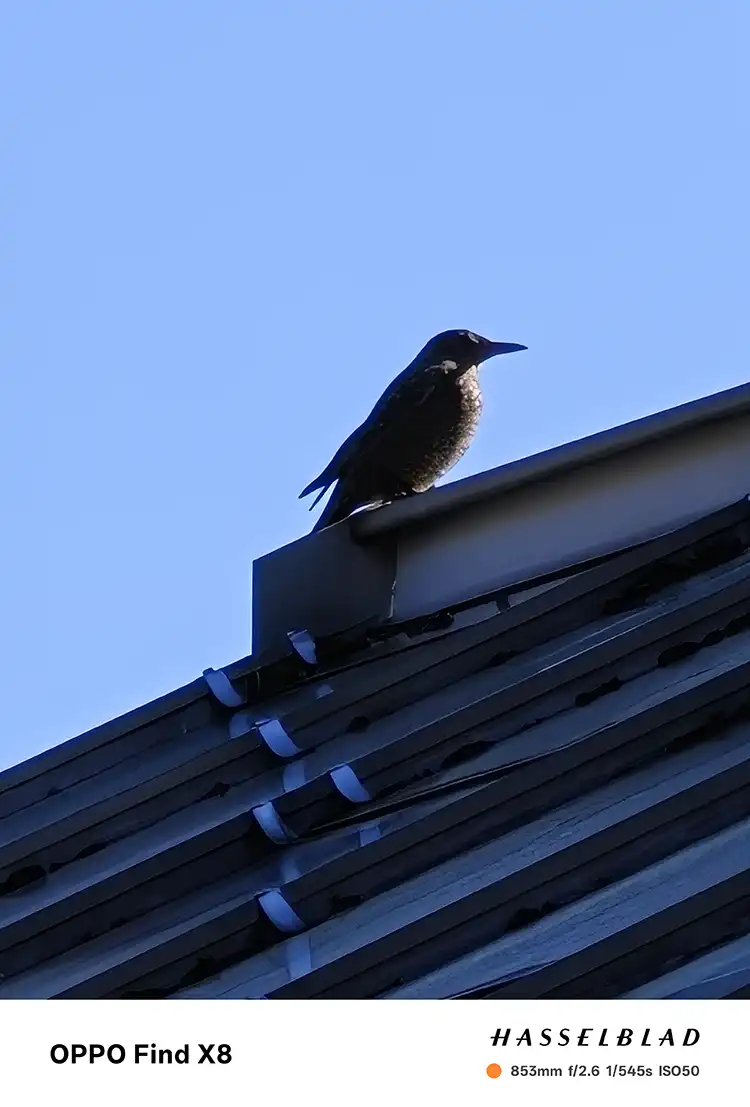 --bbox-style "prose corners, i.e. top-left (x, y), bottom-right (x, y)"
top-left (486, 1064), bottom-right (502, 1079)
